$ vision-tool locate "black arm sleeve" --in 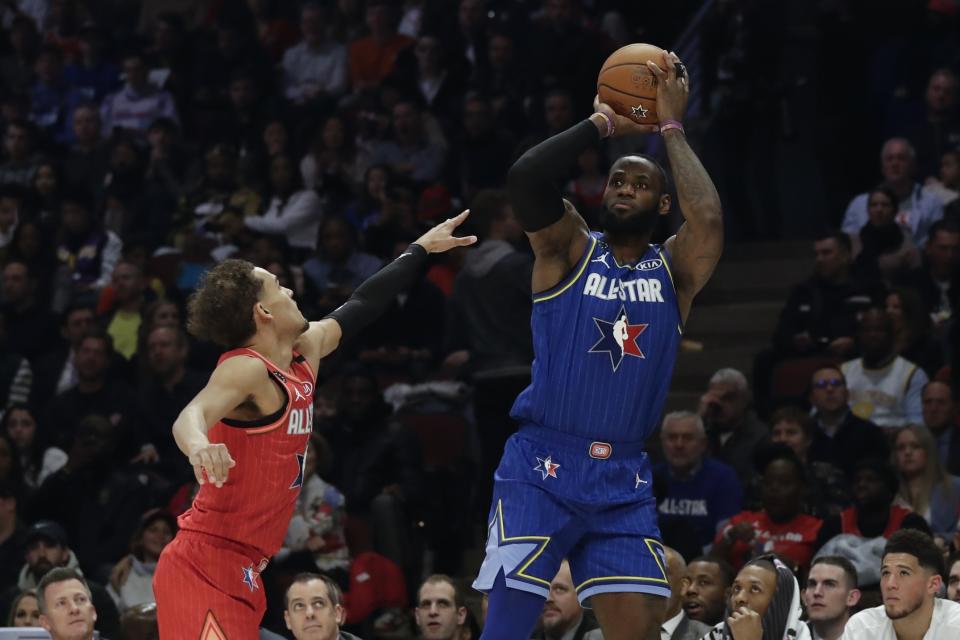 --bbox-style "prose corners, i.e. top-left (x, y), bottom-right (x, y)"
top-left (325, 244), bottom-right (428, 343)
top-left (508, 119), bottom-right (602, 232)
